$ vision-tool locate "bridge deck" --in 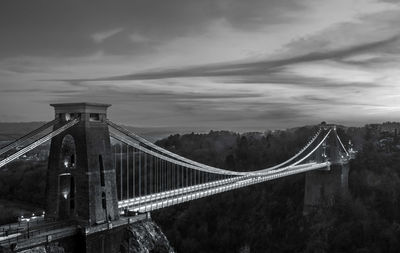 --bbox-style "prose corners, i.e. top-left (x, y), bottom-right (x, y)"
top-left (121, 162), bottom-right (332, 213)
